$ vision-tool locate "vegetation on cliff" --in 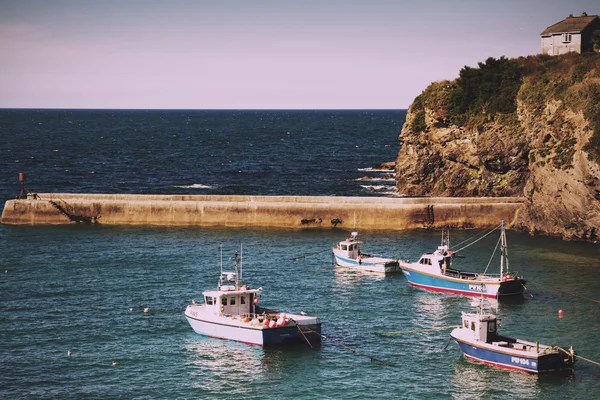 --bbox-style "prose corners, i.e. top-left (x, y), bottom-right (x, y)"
top-left (406, 53), bottom-right (600, 164)
top-left (397, 52), bottom-right (600, 241)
